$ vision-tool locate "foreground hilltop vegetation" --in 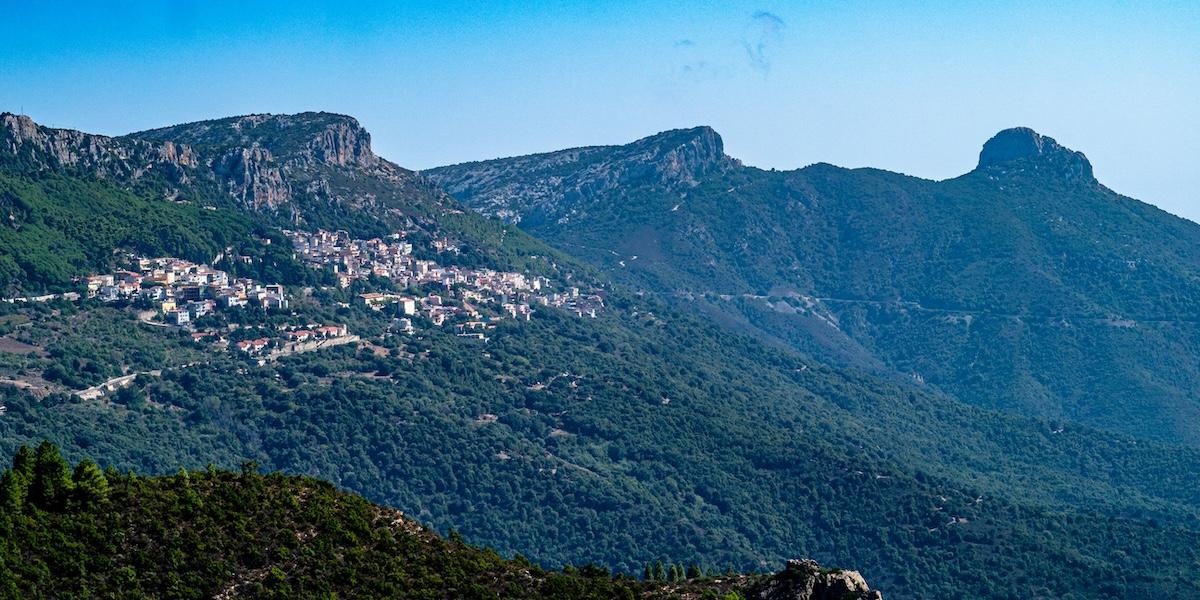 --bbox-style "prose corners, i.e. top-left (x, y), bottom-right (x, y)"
top-left (0, 443), bottom-right (882, 600)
